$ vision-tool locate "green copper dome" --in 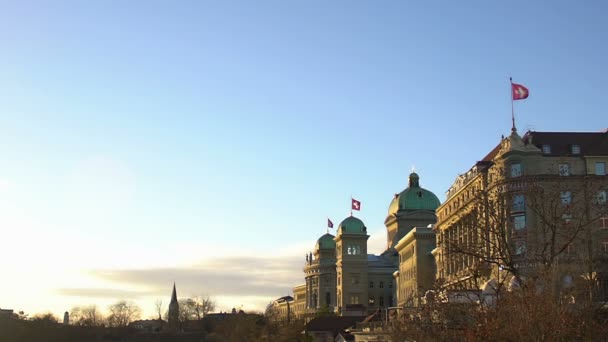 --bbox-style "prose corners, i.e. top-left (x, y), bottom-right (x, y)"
top-left (388, 172), bottom-right (440, 215)
top-left (338, 216), bottom-right (367, 235)
top-left (316, 233), bottom-right (336, 250)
